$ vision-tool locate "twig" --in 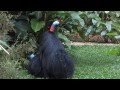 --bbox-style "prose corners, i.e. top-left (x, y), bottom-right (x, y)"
top-left (0, 44), bottom-right (10, 55)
